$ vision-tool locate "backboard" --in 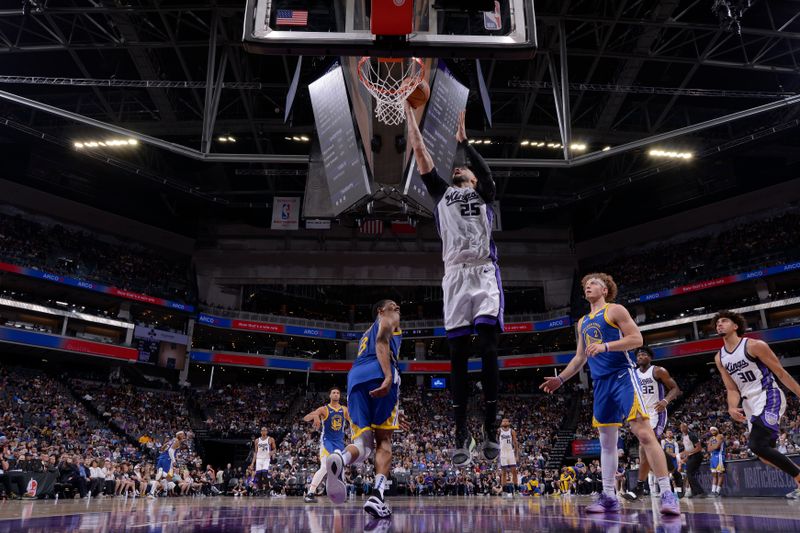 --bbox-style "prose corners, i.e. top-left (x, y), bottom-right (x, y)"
top-left (243, 0), bottom-right (536, 59)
